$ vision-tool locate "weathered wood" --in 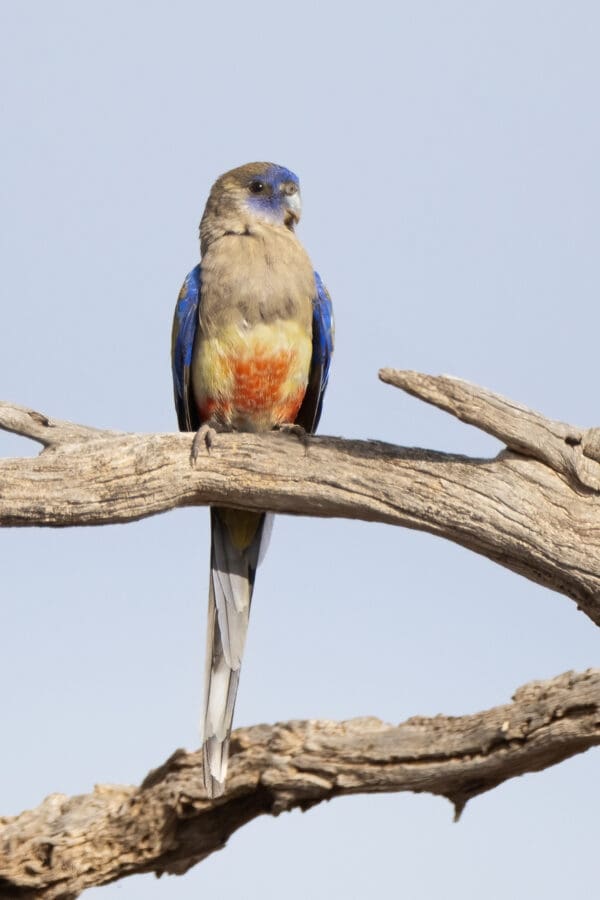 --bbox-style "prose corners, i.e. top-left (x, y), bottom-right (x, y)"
top-left (2, 373), bottom-right (600, 897)
top-left (379, 368), bottom-right (600, 489)
top-left (0, 669), bottom-right (597, 900)
top-left (2, 374), bottom-right (600, 625)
